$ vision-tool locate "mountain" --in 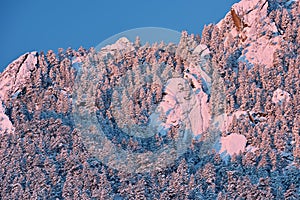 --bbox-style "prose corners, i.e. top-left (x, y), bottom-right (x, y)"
top-left (0, 0), bottom-right (300, 199)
